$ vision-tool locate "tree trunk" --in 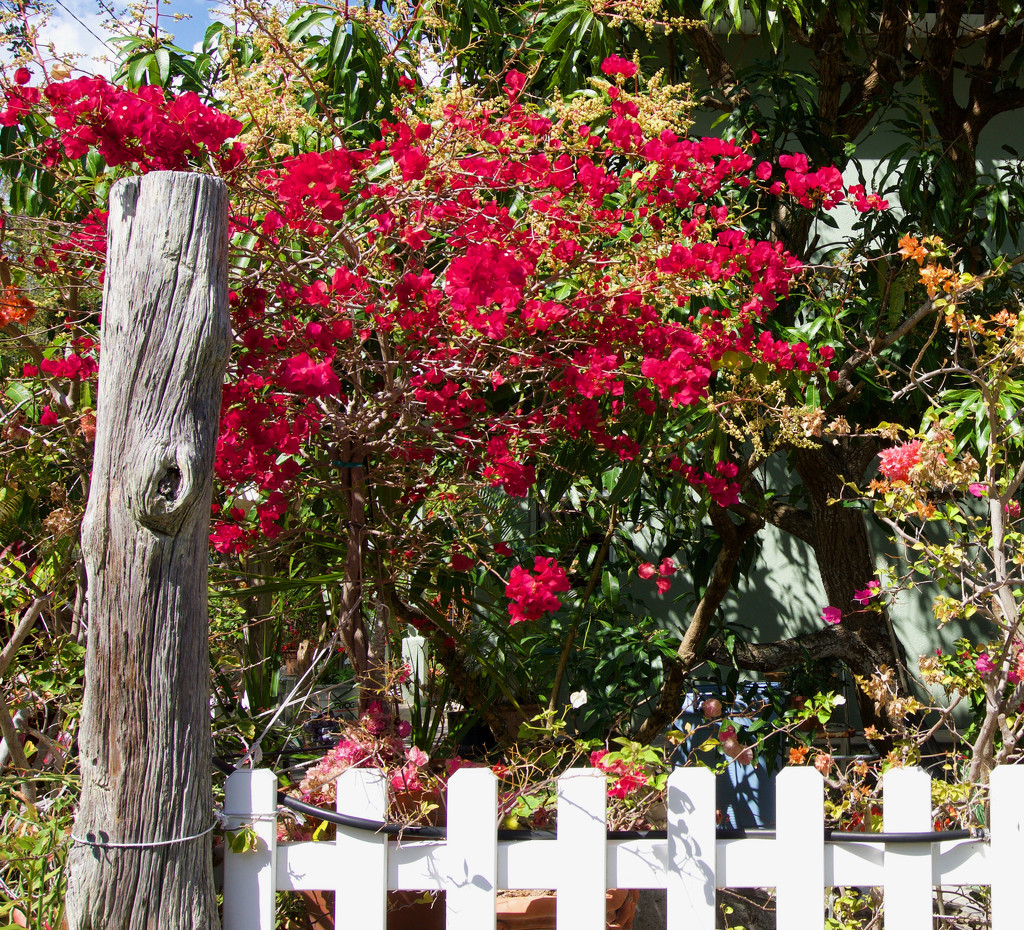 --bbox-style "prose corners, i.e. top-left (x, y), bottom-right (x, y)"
top-left (794, 442), bottom-right (909, 737)
top-left (67, 172), bottom-right (230, 930)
